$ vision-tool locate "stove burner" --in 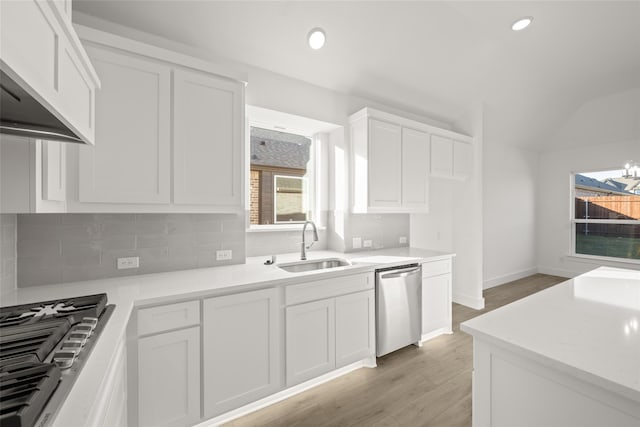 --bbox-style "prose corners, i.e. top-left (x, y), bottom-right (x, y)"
top-left (18, 303), bottom-right (80, 319)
